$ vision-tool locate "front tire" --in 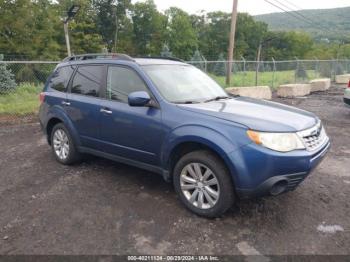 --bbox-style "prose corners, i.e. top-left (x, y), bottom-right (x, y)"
top-left (51, 123), bottom-right (81, 165)
top-left (173, 150), bottom-right (235, 218)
